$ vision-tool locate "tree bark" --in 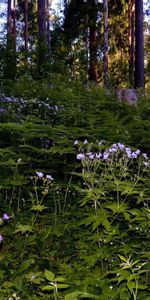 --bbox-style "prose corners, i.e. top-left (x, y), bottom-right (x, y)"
top-left (134, 0), bottom-right (144, 88)
top-left (46, 0), bottom-right (51, 54)
top-left (128, 0), bottom-right (135, 86)
top-left (88, 0), bottom-right (98, 82)
top-left (103, 0), bottom-right (108, 88)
